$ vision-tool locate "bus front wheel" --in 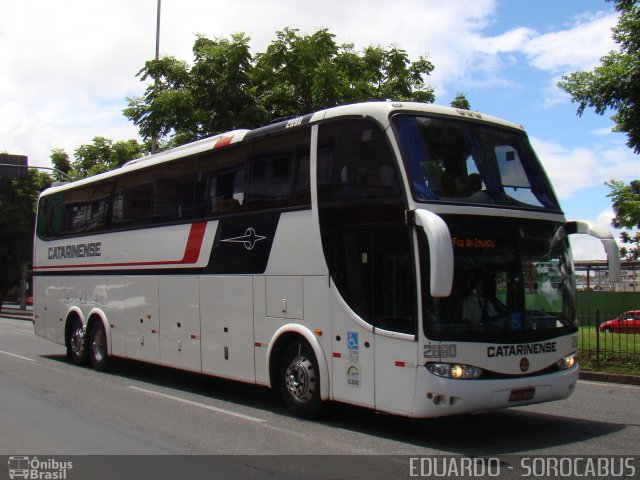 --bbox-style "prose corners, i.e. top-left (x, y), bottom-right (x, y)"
top-left (279, 341), bottom-right (323, 418)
